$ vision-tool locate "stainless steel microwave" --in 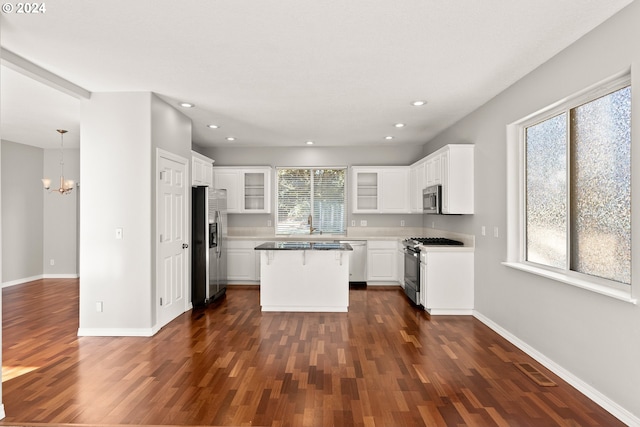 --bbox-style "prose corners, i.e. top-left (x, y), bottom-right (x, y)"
top-left (423, 185), bottom-right (441, 214)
